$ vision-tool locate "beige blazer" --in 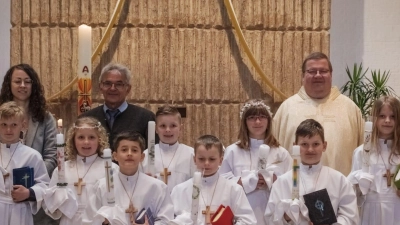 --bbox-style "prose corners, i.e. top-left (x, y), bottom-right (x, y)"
top-left (25, 111), bottom-right (57, 176)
